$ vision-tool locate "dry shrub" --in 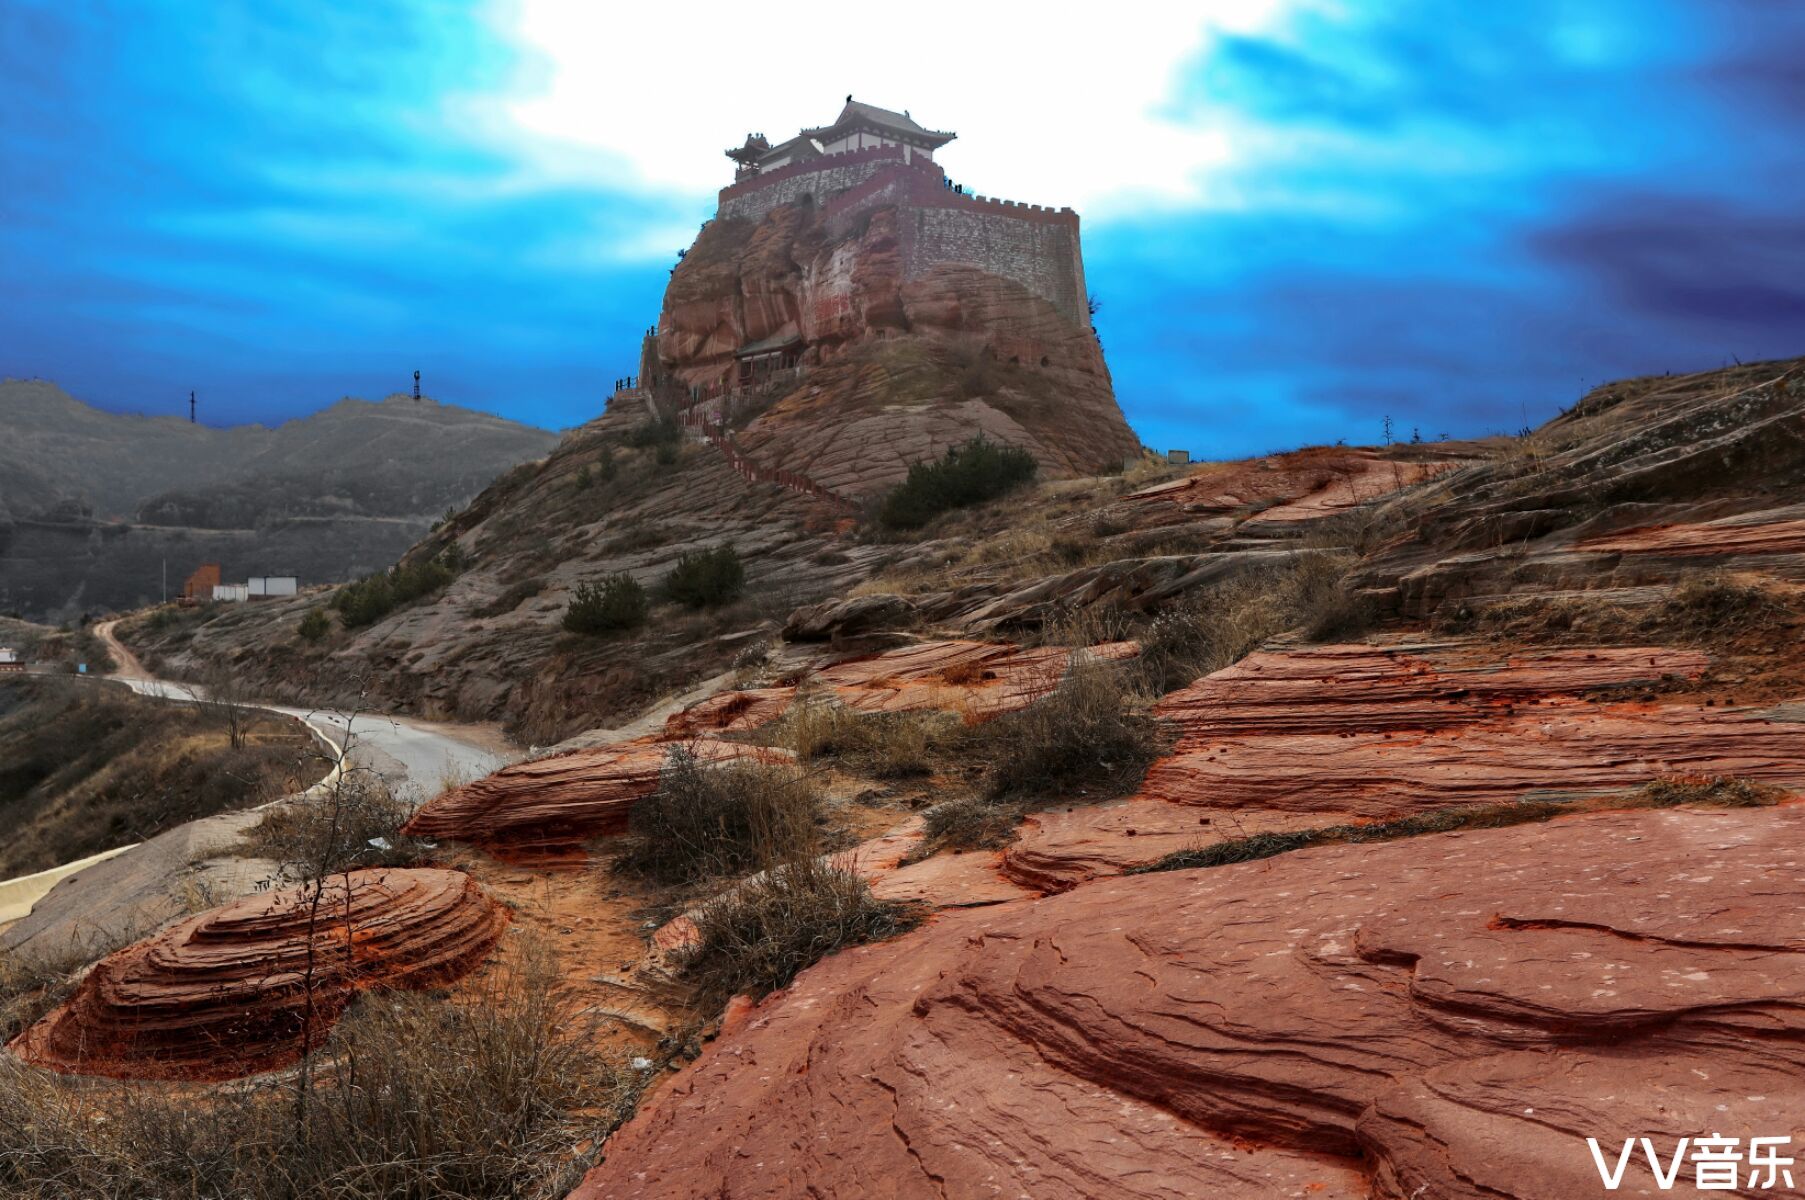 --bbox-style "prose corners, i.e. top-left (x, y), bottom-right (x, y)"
top-left (980, 654), bottom-right (1159, 802)
top-left (238, 771), bottom-right (424, 880)
top-left (0, 935), bottom-right (645, 1200)
top-left (1136, 552), bottom-right (1369, 693)
top-left (0, 933), bottom-right (133, 1045)
top-left (919, 794), bottom-right (1023, 852)
top-left (1659, 573), bottom-right (1786, 637)
top-left (768, 698), bottom-right (960, 779)
top-left (615, 748), bottom-right (822, 884)
top-left (679, 856), bottom-right (918, 1010)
